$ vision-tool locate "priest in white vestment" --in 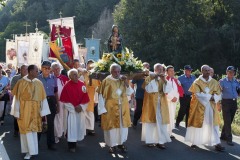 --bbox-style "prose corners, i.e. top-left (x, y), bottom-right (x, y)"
top-left (185, 65), bottom-right (225, 152)
top-left (98, 64), bottom-right (134, 153)
top-left (60, 69), bottom-right (89, 153)
top-left (141, 63), bottom-right (172, 149)
top-left (11, 65), bottom-right (50, 159)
